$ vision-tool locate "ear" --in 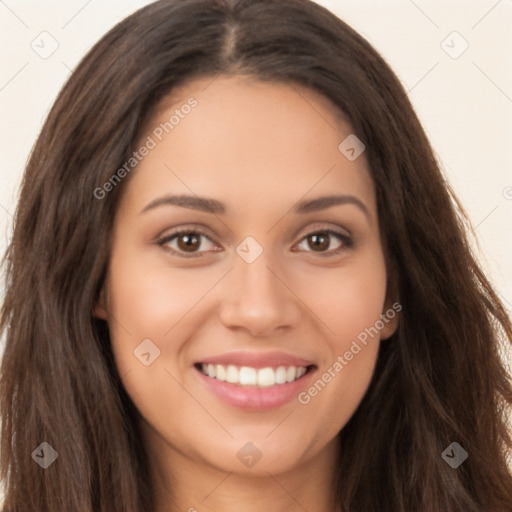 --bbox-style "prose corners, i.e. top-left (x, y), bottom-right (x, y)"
top-left (380, 297), bottom-right (401, 340)
top-left (93, 286), bottom-right (108, 320)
